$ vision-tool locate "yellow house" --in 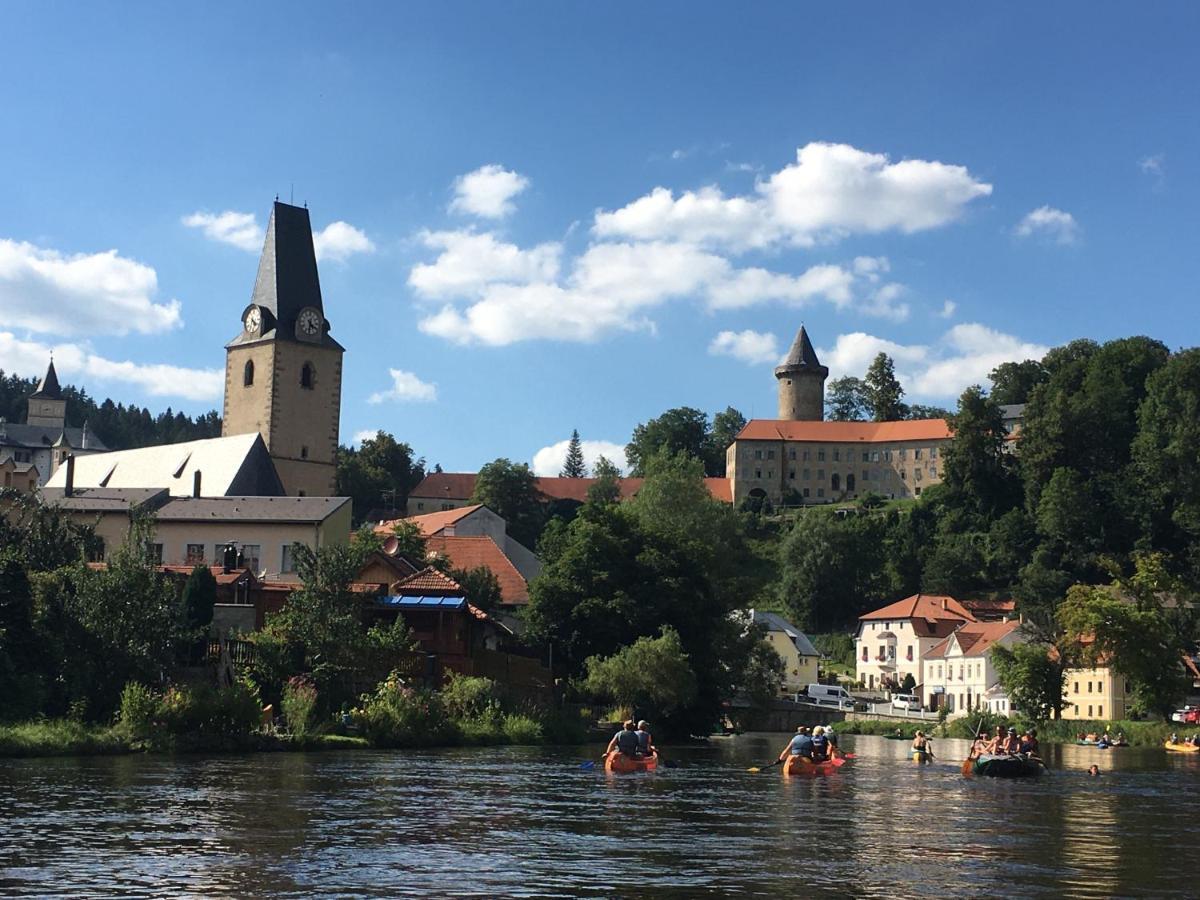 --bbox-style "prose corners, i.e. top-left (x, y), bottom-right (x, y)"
top-left (750, 609), bottom-right (820, 694)
top-left (1062, 665), bottom-right (1131, 721)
